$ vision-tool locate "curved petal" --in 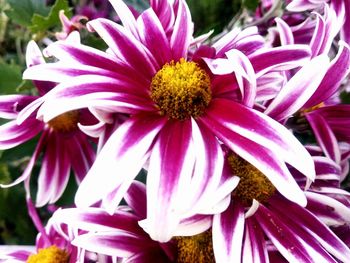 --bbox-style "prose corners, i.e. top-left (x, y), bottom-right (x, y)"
top-left (137, 8), bottom-right (171, 66)
top-left (212, 201), bottom-right (245, 262)
top-left (306, 112), bottom-right (341, 163)
top-left (275, 18), bottom-right (294, 45)
top-left (203, 99), bottom-right (315, 180)
top-left (87, 18), bottom-right (157, 79)
top-left (264, 55), bottom-right (329, 122)
top-left (249, 45), bottom-right (311, 77)
top-left (144, 119), bottom-right (195, 242)
top-left (0, 95), bottom-right (36, 119)
top-left (270, 196), bottom-right (350, 262)
top-left (170, 0), bottom-right (192, 60)
top-left (124, 181), bottom-right (147, 219)
top-left (75, 114), bottom-right (166, 210)
top-left (242, 217), bottom-right (269, 263)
